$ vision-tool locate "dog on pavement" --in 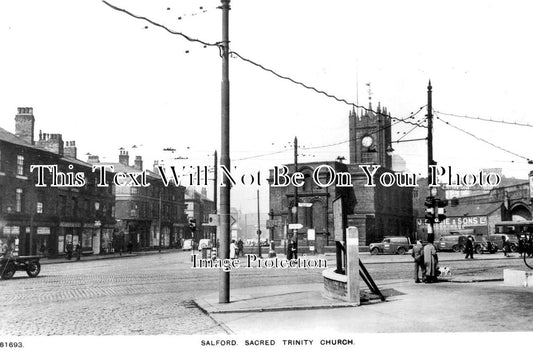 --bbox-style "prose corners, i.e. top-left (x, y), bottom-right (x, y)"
top-left (438, 266), bottom-right (451, 277)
